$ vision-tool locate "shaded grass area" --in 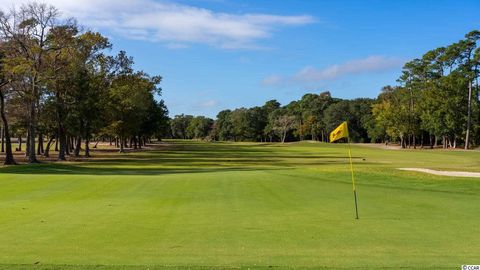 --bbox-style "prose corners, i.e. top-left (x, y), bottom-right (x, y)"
top-left (0, 141), bottom-right (479, 269)
top-left (3, 140), bottom-right (479, 174)
top-left (0, 142), bottom-right (370, 175)
top-left (0, 264), bottom-right (455, 270)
